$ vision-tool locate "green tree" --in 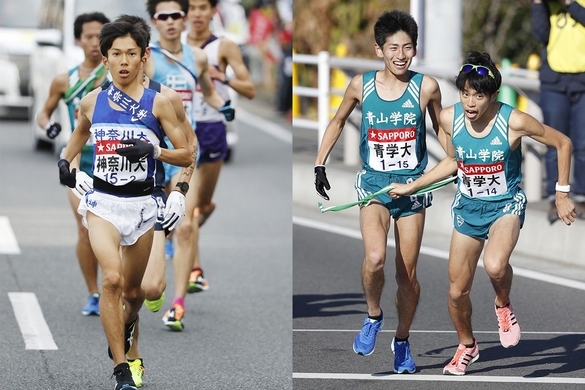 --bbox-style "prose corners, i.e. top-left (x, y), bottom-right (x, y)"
top-left (293, 0), bottom-right (539, 65)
